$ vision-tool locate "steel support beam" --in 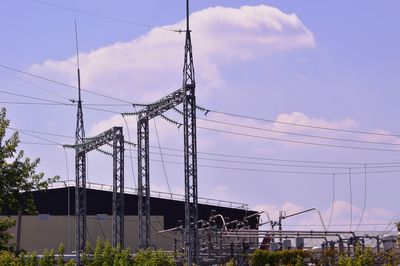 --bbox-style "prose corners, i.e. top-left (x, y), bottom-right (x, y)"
top-left (112, 128), bottom-right (125, 247)
top-left (138, 117), bottom-right (150, 248)
top-left (75, 150), bottom-right (86, 264)
top-left (75, 86), bottom-right (86, 264)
